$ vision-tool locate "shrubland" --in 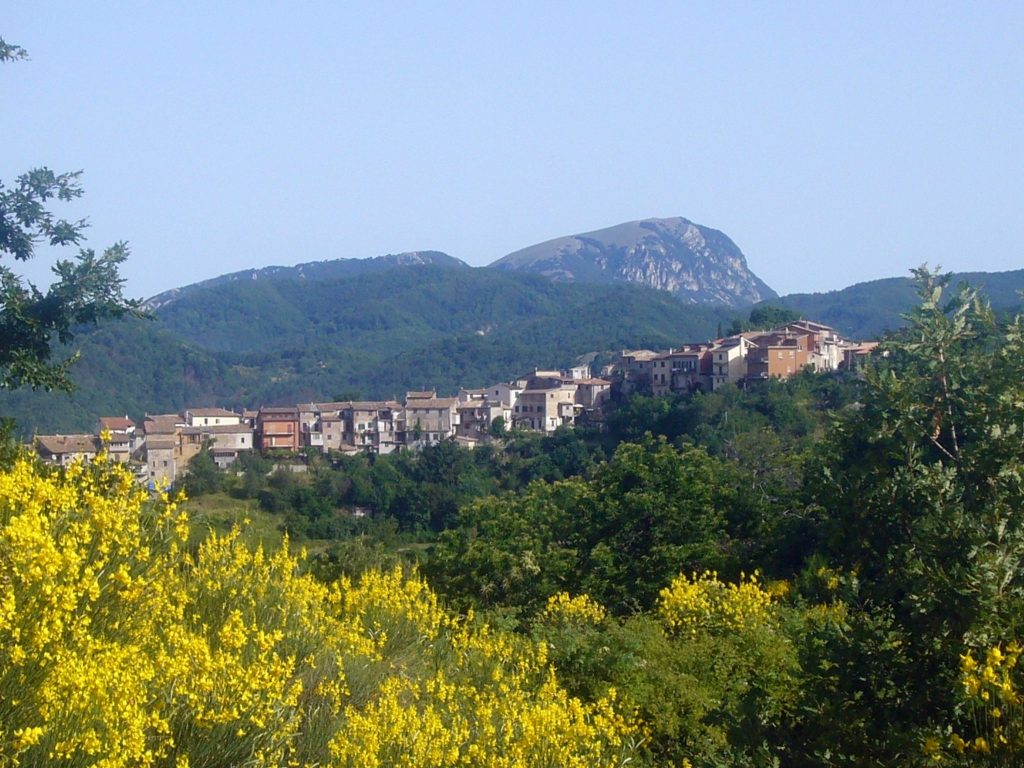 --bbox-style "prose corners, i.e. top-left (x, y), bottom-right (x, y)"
top-left (0, 455), bottom-right (640, 767)
top-left (4, 270), bottom-right (1024, 766)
